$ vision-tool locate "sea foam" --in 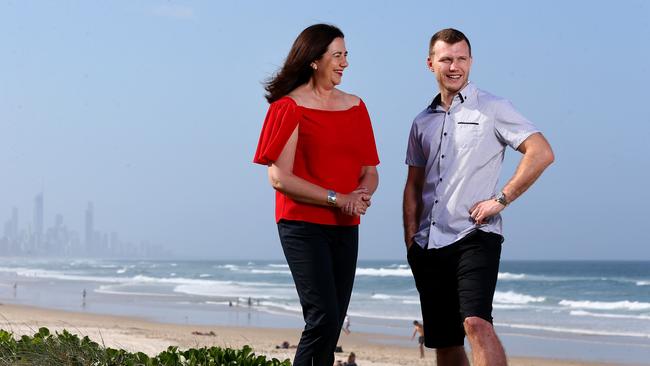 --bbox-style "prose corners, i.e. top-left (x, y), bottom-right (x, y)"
top-left (496, 322), bottom-right (650, 339)
top-left (498, 272), bottom-right (527, 280)
top-left (355, 267), bottom-right (412, 277)
top-left (559, 300), bottom-right (650, 311)
top-left (494, 291), bottom-right (546, 305)
top-left (570, 310), bottom-right (650, 321)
